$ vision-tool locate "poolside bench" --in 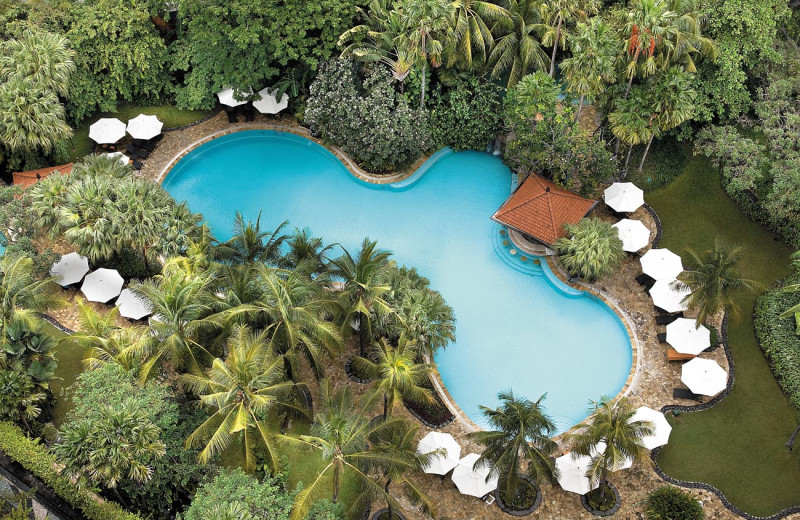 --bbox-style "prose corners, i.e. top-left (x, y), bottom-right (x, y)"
top-left (657, 332), bottom-right (668, 343)
top-left (673, 387), bottom-right (703, 402)
top-left (667, 348), bottom-right (695, 362)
